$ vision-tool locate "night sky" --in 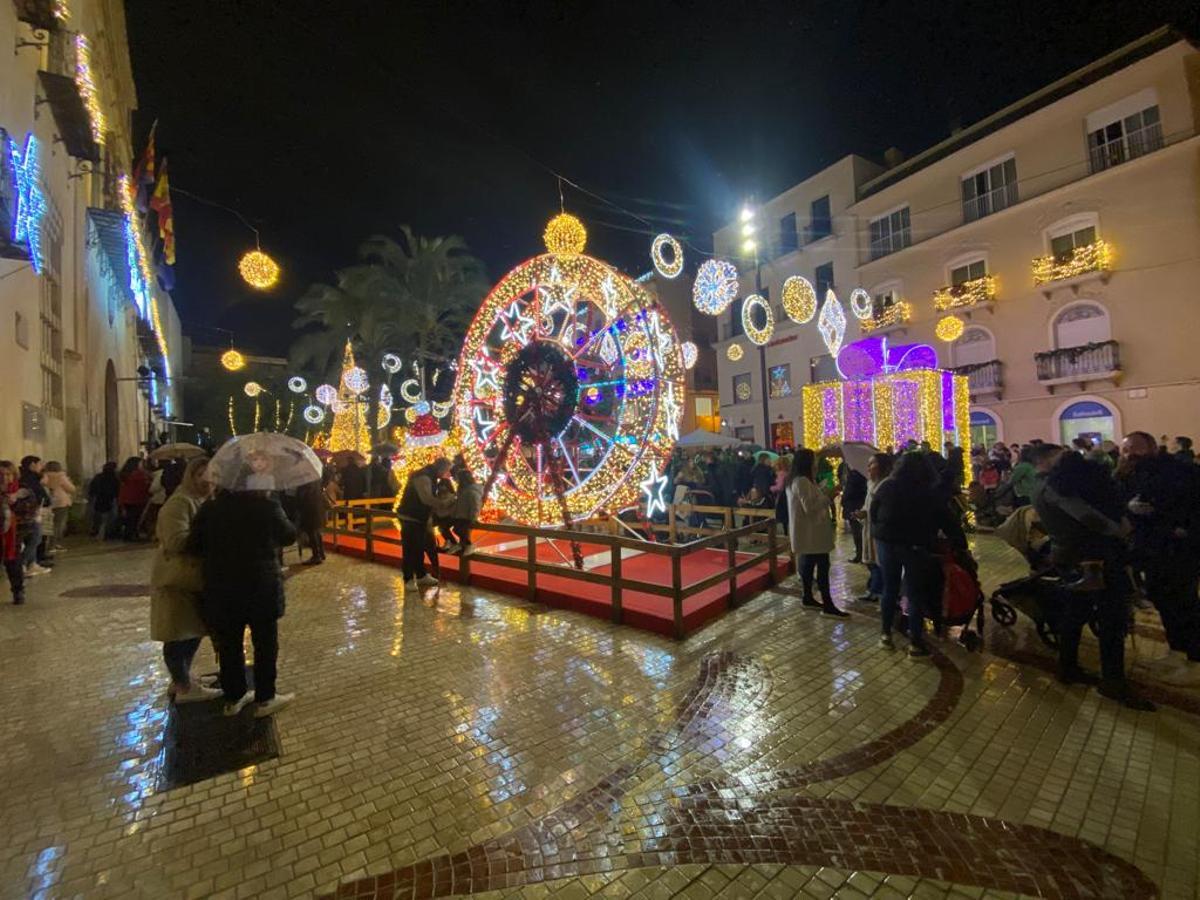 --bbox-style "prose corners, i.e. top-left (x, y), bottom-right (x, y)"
top-left (124, 0), bottom-right (1198, 357)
